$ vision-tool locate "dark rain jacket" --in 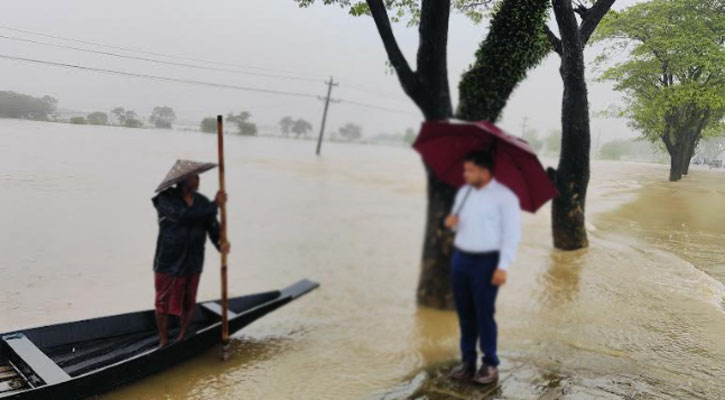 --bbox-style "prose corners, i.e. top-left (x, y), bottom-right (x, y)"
top-left (152, 188), bottom-right (221, 276)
